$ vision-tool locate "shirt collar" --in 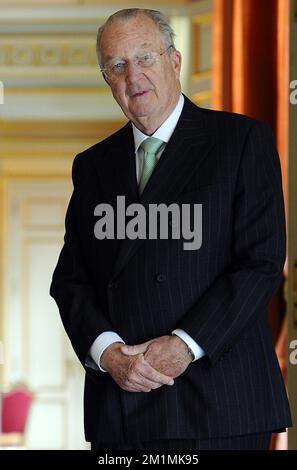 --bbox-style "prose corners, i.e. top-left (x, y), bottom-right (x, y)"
top-left (132, 94), bottom-right (184, 154)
